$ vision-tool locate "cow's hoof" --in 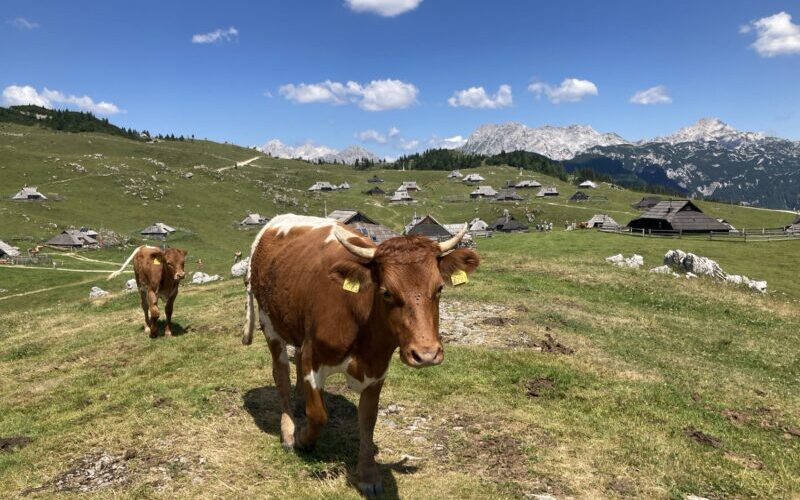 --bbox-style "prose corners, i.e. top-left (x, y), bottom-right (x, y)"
top-left (358, 481), bottom-right (384, 497)
top-left (164, 330), bottom-right (173, 337)
top-left (149, 330), bottom-right (158, 339)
